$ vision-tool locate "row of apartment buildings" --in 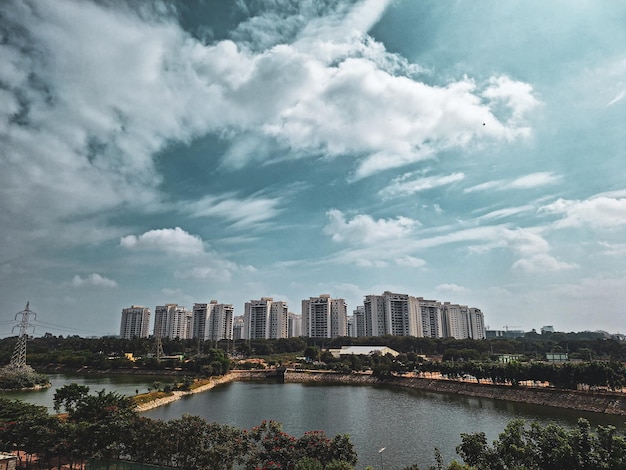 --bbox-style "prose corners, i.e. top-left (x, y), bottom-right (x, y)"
top-left (119, 292), bottom-right (486, 342)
